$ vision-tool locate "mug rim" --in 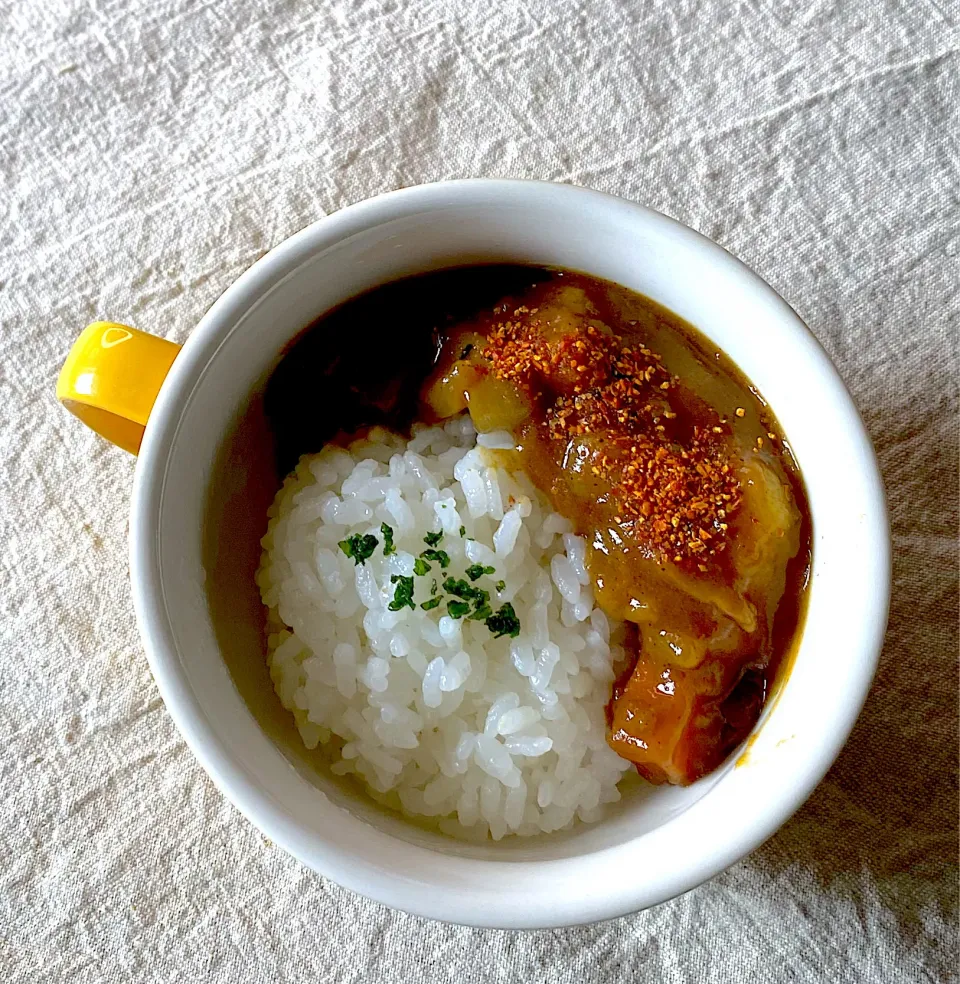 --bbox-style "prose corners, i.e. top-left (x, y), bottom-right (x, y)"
top-left (130, 179), bottom-right (891, 927)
